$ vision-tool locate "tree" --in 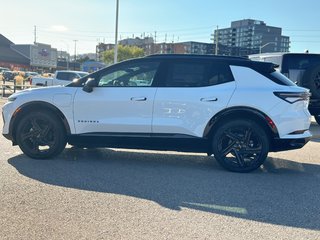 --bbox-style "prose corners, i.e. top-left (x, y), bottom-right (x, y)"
top-left (103, 45), bottom-right (144, 64)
